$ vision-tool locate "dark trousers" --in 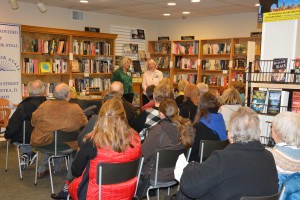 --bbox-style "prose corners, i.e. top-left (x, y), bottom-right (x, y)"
top-left (142, 94), bottom-right (150, 106)
top-left (123, 93), bottom-right (134, 104)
